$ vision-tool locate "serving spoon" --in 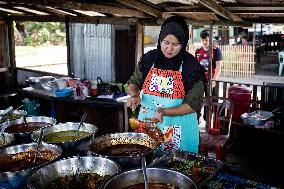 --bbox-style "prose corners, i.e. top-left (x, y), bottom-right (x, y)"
top-left (141, 156), bottom-right (148, 189)
top-left (77, 113), bottom-right (87, 135)
top-left (33, 127), bottom-right (44, 163)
